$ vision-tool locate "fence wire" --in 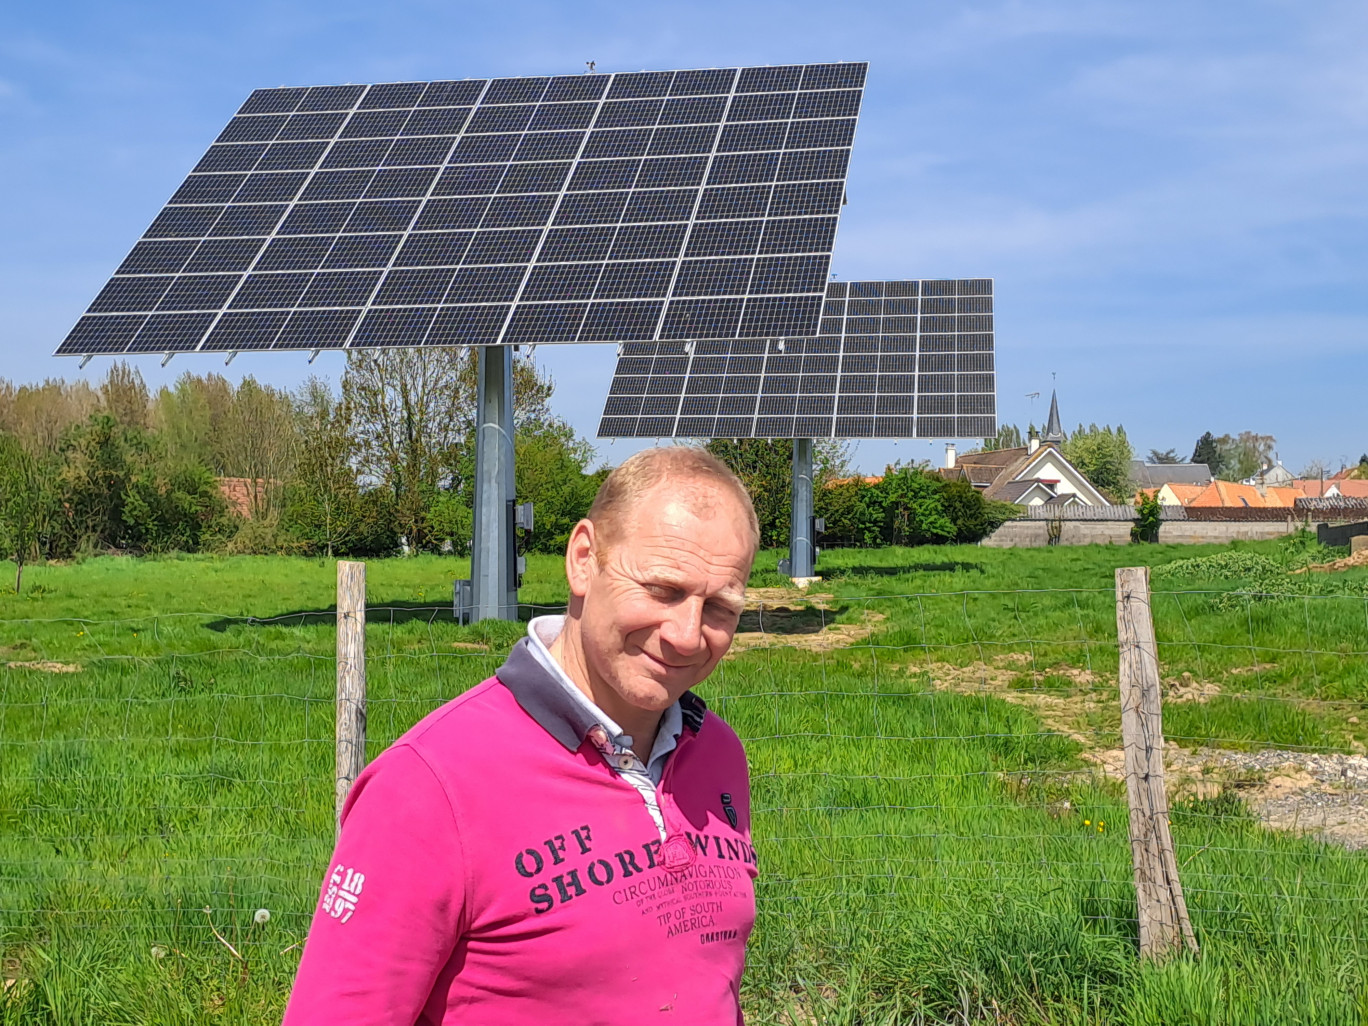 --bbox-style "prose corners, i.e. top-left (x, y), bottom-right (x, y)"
top-left (3, 586), bottom-right (1368, 1021)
